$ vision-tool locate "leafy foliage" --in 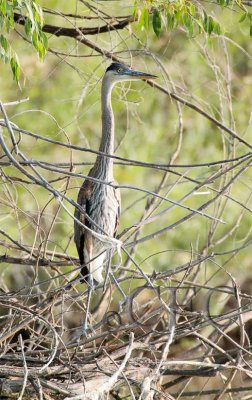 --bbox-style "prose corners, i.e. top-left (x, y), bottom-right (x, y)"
top-left (1, 0), bottom-right (252, 82)
top-left (134, 0), bottom-right (252, 38)
top-left (239, 10), bottom-right (252, 36)
top-left (0, 0), bottom-right (47, 82)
